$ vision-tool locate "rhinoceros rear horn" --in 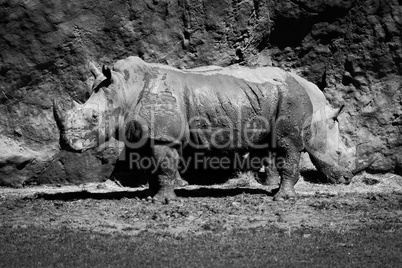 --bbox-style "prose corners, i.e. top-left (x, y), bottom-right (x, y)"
top-left (102, 65), bottom-right (112, 81)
